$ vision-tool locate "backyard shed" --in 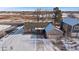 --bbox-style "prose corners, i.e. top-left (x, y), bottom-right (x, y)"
top-left (45, 23), bottom-right (63, 39)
